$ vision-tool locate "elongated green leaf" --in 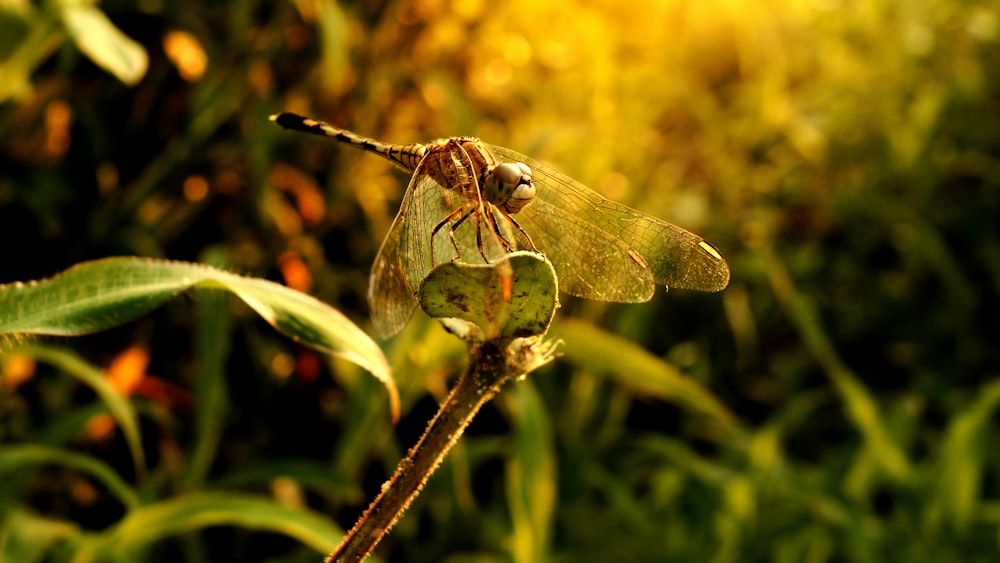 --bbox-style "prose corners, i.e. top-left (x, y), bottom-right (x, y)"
top-left (0, 444), bottom-right (139, 509)
top-left (186, 280), bottom-right (231, 489)
top-left (213, 458), bottom-right (357, 500)
top-left (316, 0), bottom-right (351, 94)
top-left (506, 382), bottom-right (555, 563)
top-left (0, 10), bottom-right (64, 103)
top-left (933, 377), bottom-right (1000, 532)
top-left (0, 257), bottom-right (397, 420)
top-left (767, 256), bottom-right (913, 483)
top-left (11, 346), bottom-right (147, 478)
top-left (58, 1), bottom-right (147, 85)
top-left (98, 492), bottom-right (342, 555)
top-left (551, 319), bottom-right (737, 428)
top-left (0, 509), bottom-right (82, 563)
